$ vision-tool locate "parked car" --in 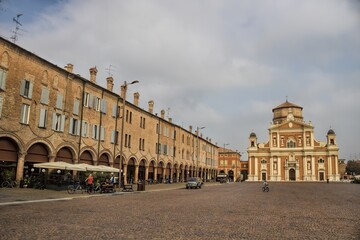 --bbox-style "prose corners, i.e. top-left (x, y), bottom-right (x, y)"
top-left (186, 177), bottom-right (203, 189)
